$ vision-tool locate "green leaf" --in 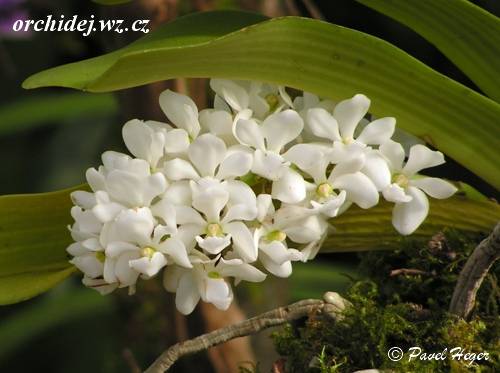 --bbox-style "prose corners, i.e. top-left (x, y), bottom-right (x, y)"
top-left (0, 93), bottom-right (117, 135)
top-left (324, 195), bottom-right (500, 252)
top-left (356, 0), bottom-right (500, 102)
top-left (0, 186), bottom-right (82, 305)
top-left (22, 11), bottom-right (500, 189)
